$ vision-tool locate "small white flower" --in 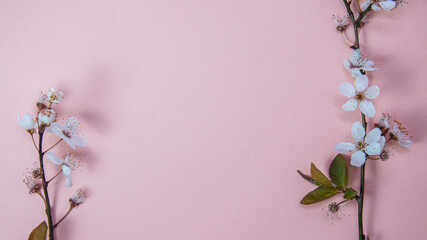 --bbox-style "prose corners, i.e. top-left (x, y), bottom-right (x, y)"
top-left (69, 188), bottom-right (87, 207)
top-left (37, 92), bottom-right (49, 110)
top-left (47, 88), bottom-right (64, 104)
top-left (335, 121), bottom-right (382, 167)
top-left (376, 112), bottom-right (391, 129)
top-left (23, 176), bottom-right (40, 193)
top-left (390, 121), bottom-right (412, 148)
top-left (343, 49), bottom-right (377, 77)
top-left (47, 117), bottom-right (86, 149)
top-left (17, 114), bottom-right (37, 131)
top-left (372, 0), bottom-right (397, 11)
top-left (332, 15), bottom-right (349, 32)
top-left (339, 75), bottom-right (380, 117)
top-left (46, 152), bottom-right (79, 187)
top-left (38, 109), bottom-right (56, 125)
